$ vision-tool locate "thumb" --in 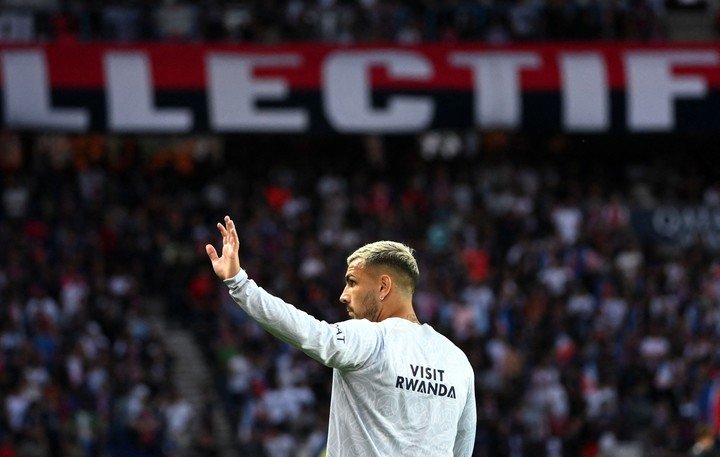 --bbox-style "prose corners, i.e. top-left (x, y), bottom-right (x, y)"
top-left (205, 244), bottom-right (219, 262)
